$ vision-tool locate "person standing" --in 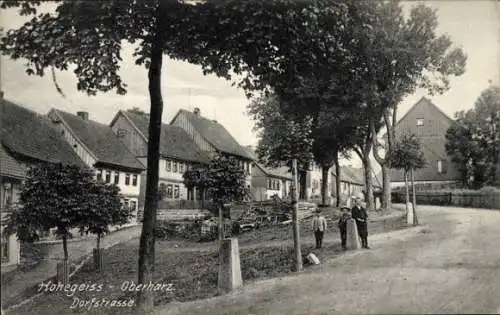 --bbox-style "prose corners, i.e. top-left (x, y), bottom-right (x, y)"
top-left (351, 194), bottom-right (369, 249)
top-left (312, 209), bottom-right (327, 249)
top-left (338, 207), bottom-right (351, 250)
